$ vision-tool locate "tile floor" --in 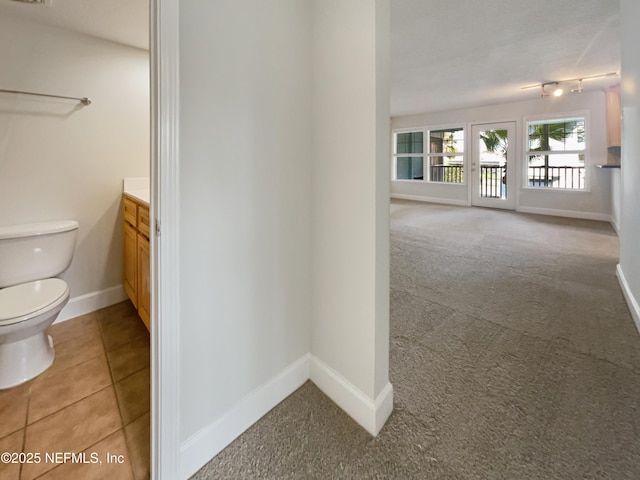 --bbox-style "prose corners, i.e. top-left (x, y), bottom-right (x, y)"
top-left (0, 301), bottom-right (150, 480)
